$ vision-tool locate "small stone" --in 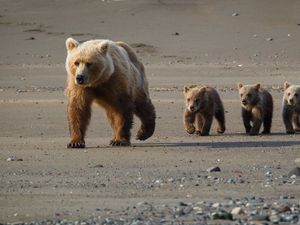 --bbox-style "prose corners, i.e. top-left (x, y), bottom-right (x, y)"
top-left (211, 210), bottom-right (233, 220)
top-left (231, 207), bottom-right (244, 215)
top-left (266, 37), bottom-right (273, 41)
top-left (288, 167), bottom-right (300, 177)
top-left (294, 158), bottom-right (300, 163)
top-left (173, 32), bottom-right (180, 36)
top-left (250, 214), bottom-right (269, 221)
top-left (207, 166), bottom-right (221, 172)
top-left (232, 12), bottom-right (239, 16)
